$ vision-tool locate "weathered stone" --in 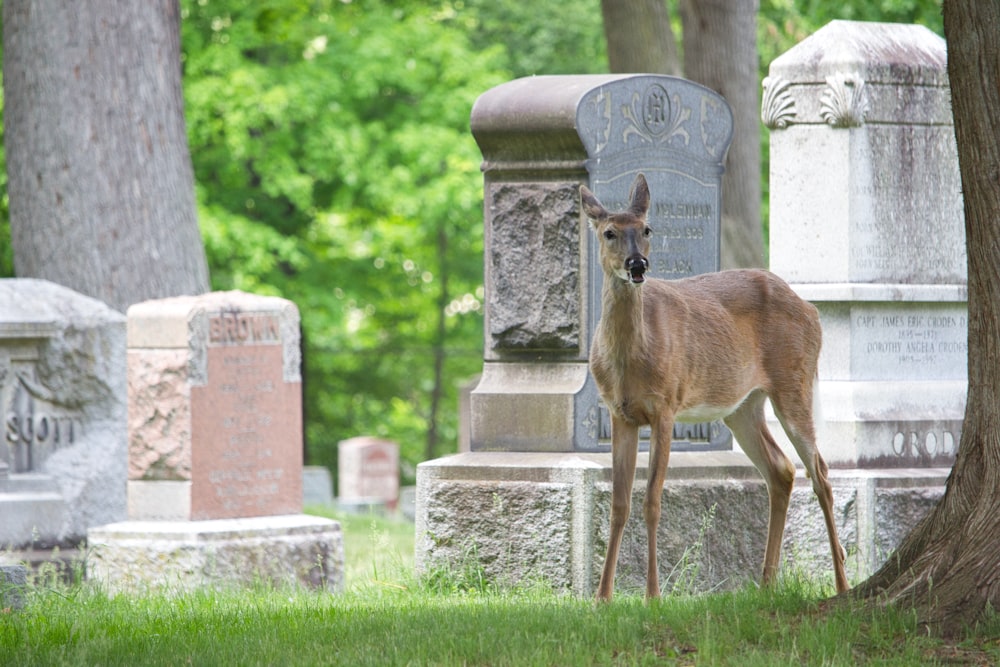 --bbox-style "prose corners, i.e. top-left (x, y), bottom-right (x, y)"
top-left (488, 183), bottom-right (581, 351)
top-left (92, 290), bottom-right (345, 595)
top-left (0, 562), bottom-right (27, 610)
top-left (421, 479), bottom-right (574, 587)
top-left (767, 22), bottom-right (962, 285)
top-left (87, 515), bottom-right (344, 594)
top-left (302, 466), bottom-right (334, 506)
top-left (0, 279), bottom-right (126, 548)
top-left (127, 348), bottom-right (190, 481)
top-left (765, 21), bottom-right (966, 468)
top-left (415, 452), bottom-right (942, 595)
